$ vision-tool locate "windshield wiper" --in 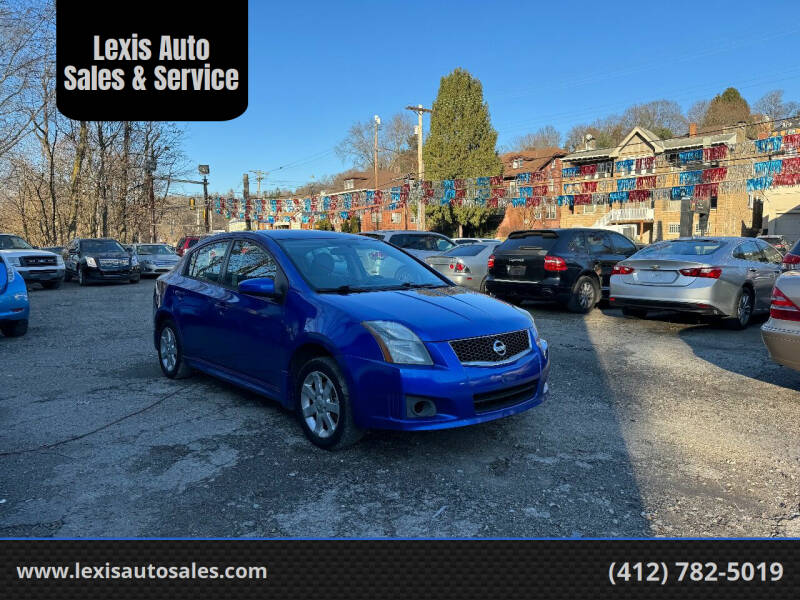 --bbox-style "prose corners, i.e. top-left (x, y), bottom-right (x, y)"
top-left (317, 285), bottom-right (371, 294)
